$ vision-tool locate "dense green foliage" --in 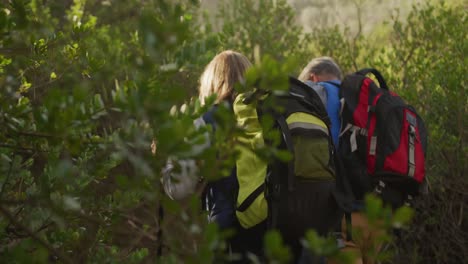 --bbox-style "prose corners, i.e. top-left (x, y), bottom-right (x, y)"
top-left (309, 3), bottom-right (467, 262)
top-left (0, 0), bottom-right (466, 263)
